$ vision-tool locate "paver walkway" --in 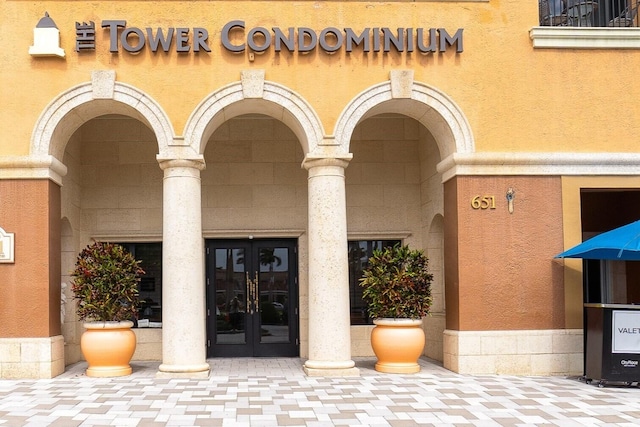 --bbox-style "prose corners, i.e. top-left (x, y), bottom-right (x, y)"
top-left (1, 358), bottom-right (639, 426)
